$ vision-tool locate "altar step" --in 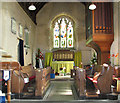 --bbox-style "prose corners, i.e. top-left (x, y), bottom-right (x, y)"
top-left (51, 75), bottom-right (74, 81)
